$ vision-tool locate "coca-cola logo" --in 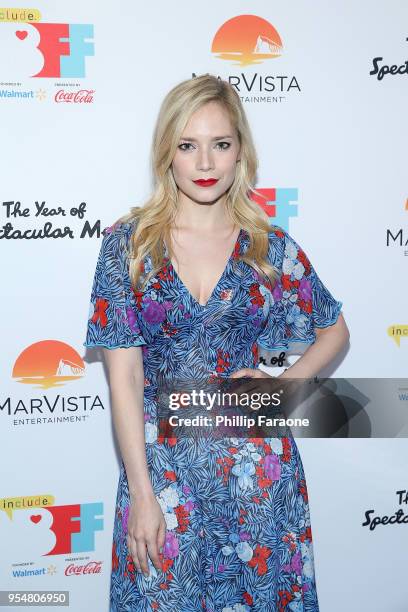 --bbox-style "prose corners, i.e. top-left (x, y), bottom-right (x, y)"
top-left (55, 89), bottom-right (95, 103)
top-left (65, 561), bottom-right (102, 576)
